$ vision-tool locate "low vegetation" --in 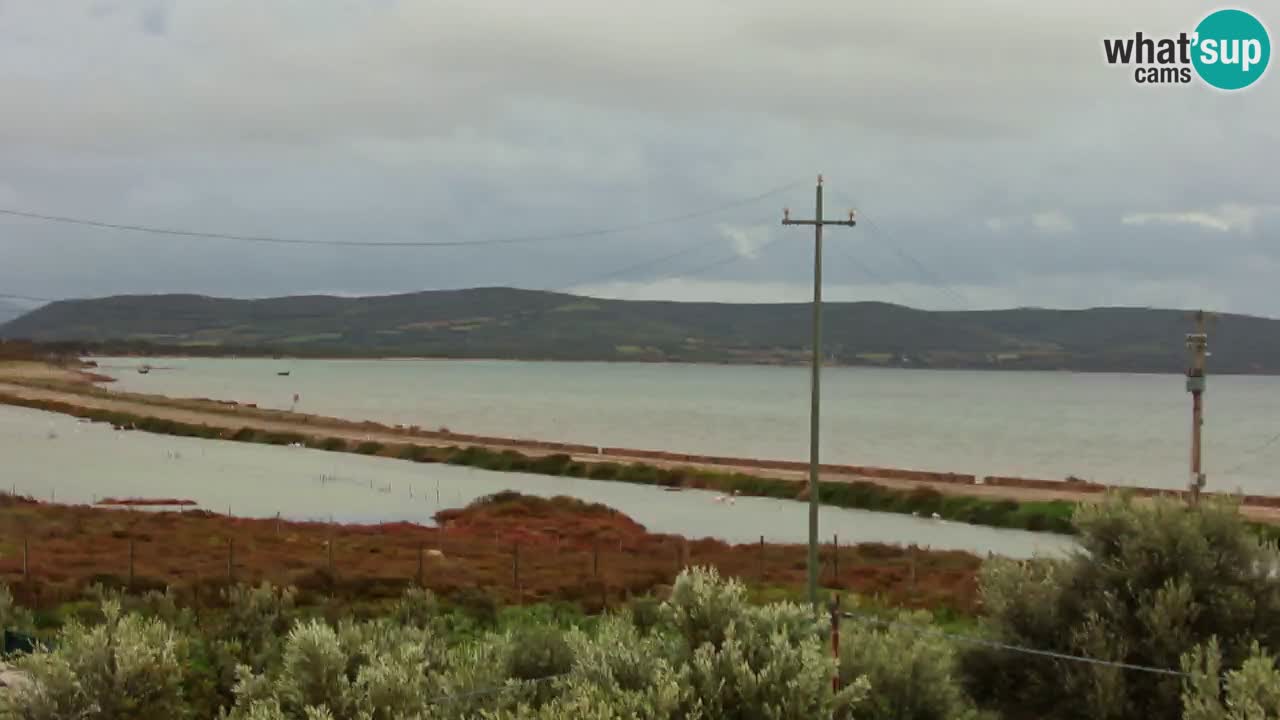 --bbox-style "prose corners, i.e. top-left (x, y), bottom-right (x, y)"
top-left (0, 492), bottom-right (983, 616)
top-left (6, 494), bottom-right (1280, 720)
